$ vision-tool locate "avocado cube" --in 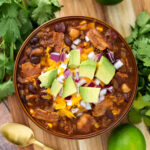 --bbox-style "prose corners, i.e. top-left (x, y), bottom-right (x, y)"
top-left (62, 76), bottom-right (77, 98)
top-left (68, 50), bottom-right (80, 68)
top-left (50, 79), bottom-right (63, 97)
top-left (95, 56), bottom-right (115, 85)
top-left (79, 59), bottom-right (97, 79)
top-left (79, 87), bottom-right (101, 103)
top-left (38, 69), bottom-right (57, 88)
